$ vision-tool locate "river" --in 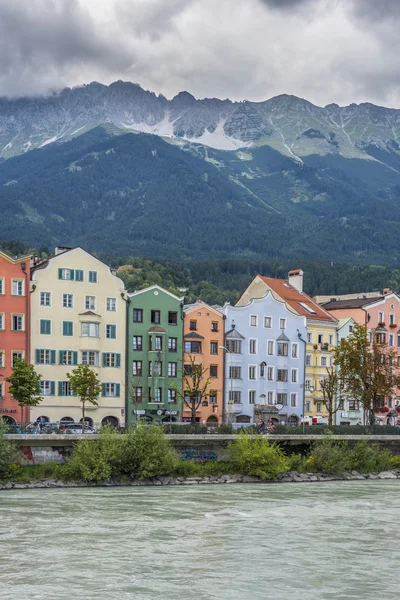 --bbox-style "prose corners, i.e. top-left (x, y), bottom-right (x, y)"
top-left (1, 481), bottom-right (399, 600)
